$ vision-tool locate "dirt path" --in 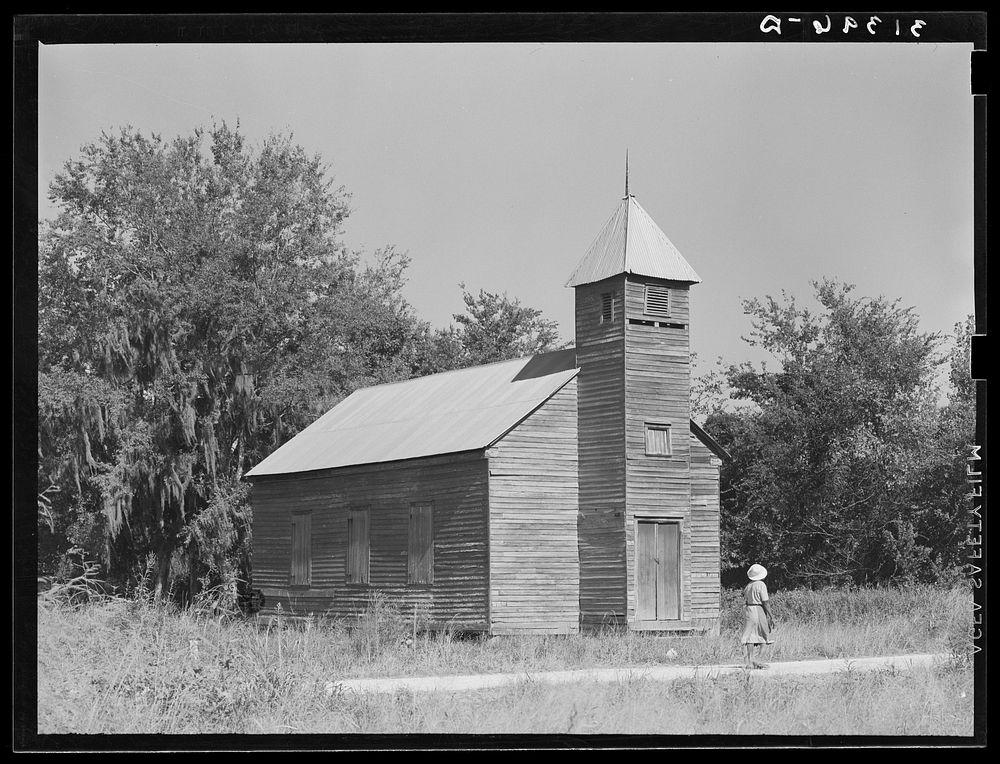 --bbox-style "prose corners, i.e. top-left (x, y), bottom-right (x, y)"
top-left (331, 653), bottom-right (948, 695)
